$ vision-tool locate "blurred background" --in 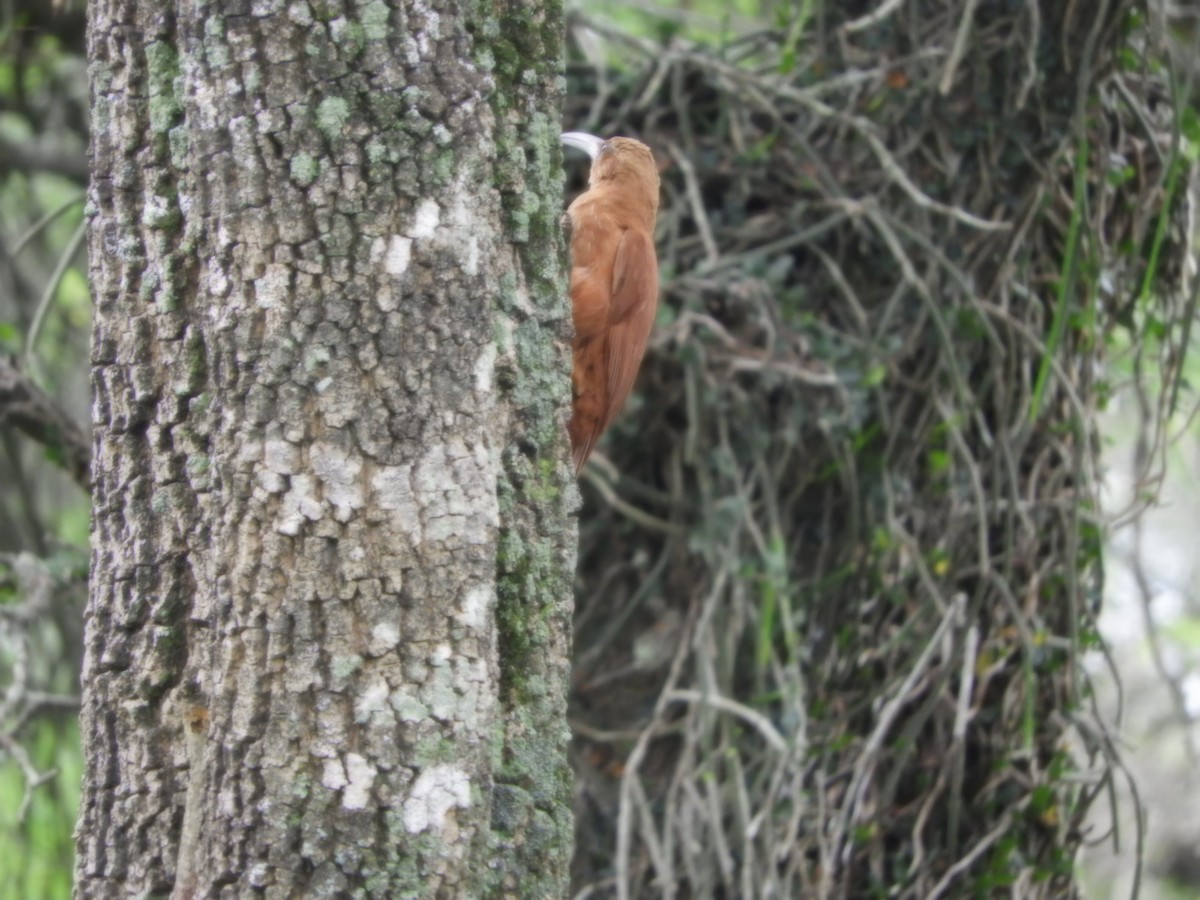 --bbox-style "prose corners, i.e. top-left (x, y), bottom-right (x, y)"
top-left (1, 1), bottom-right (88, 896)
top-left (2, 0), bottom-right (1198, 897)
